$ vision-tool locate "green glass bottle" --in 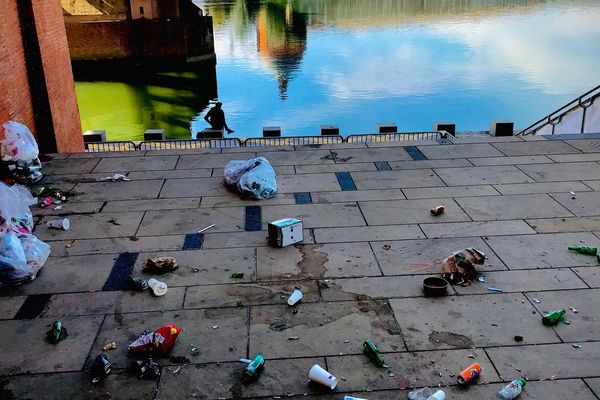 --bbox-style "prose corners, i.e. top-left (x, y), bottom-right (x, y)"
top-left (568, 245), bottom-right (597, 255)
top-left (542, 309), bottom-right (566, 326)
top-left (363, 340), bottom-right (385, 367)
